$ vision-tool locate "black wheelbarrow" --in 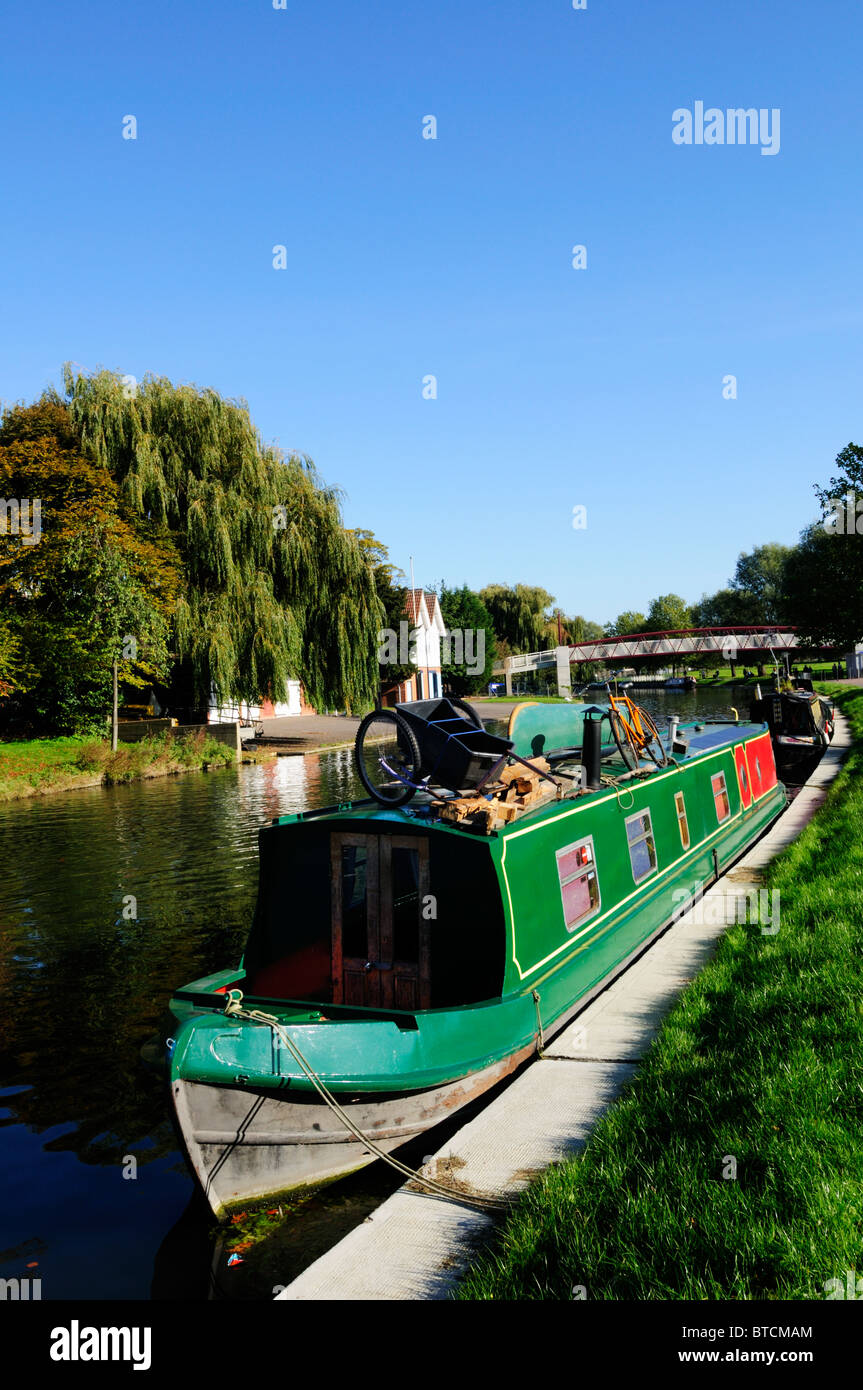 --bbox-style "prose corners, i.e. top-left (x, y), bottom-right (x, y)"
top-left (353, 696), bottom-right (514, 806)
